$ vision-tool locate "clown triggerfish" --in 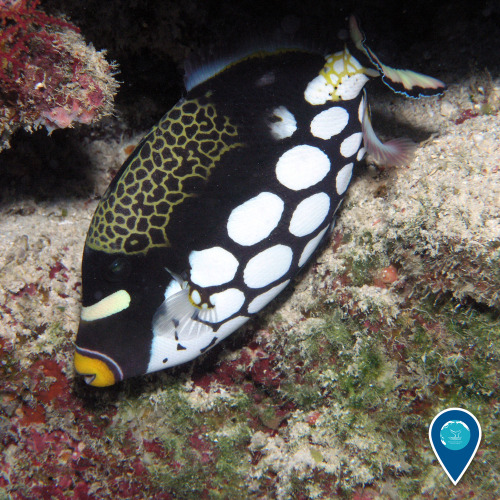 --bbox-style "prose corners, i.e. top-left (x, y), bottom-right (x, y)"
top-left (74, 17), bottom-right (445, 386)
